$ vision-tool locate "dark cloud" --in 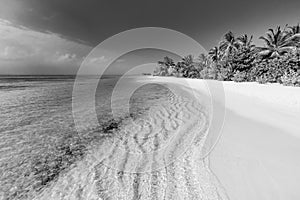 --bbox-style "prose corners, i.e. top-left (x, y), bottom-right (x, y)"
top-left (1, 0), bottom-right (300, 49)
